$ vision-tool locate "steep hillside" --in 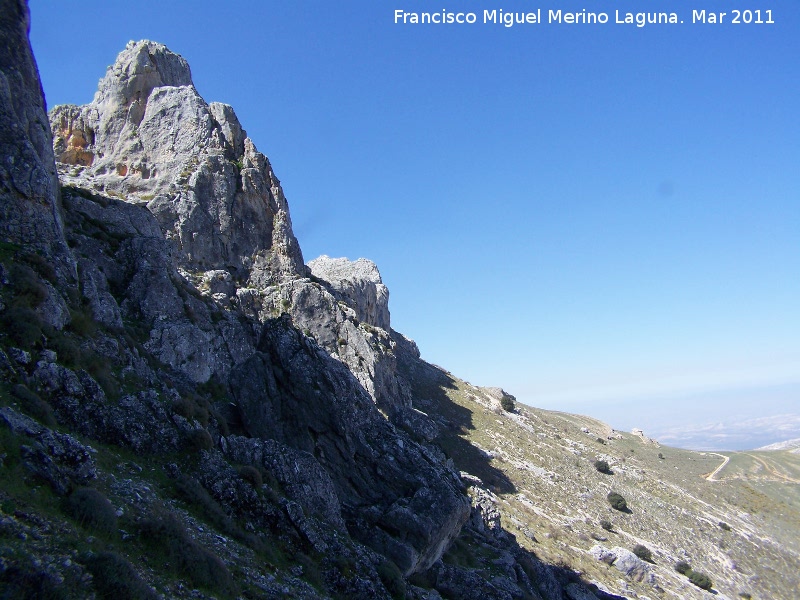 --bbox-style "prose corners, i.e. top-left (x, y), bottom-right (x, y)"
top-left (397, 353), bottom-right (800, 599)
top-left (1, 2), bottom-right (797, 599)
